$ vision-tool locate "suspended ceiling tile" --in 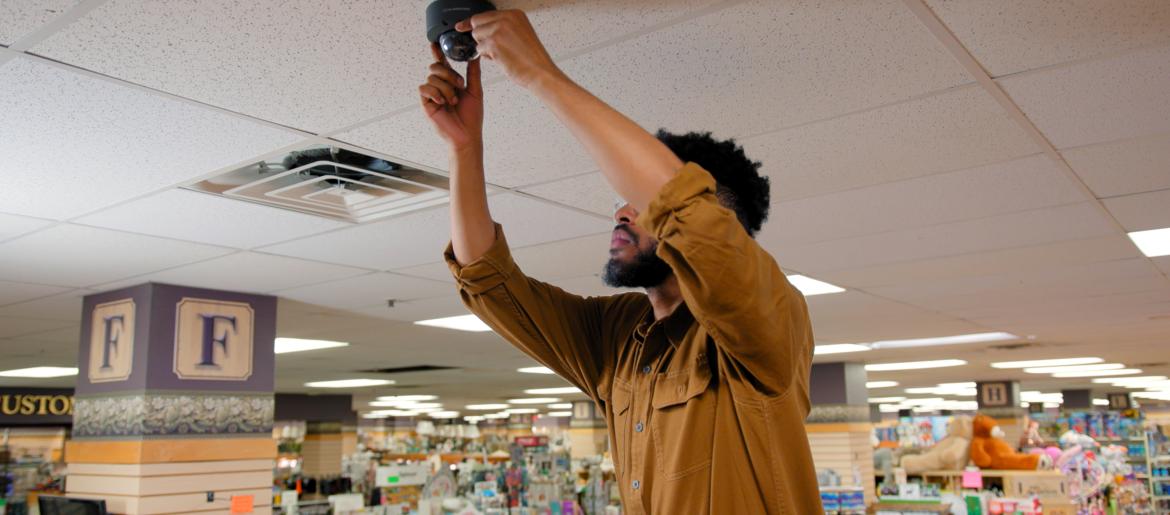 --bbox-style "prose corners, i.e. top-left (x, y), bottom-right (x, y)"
top-left (14, 325), bottom-right (80, 345)
top-left (0, 281), bottom-right (71, 307)
top-left (924, 0), bottom-right (1170, 77)
top-left (999, 44), bottom-right (1170, 149)
top-left (392, 261), bottom-right (455, 284)
top-left (0, 0), bottom-right (78, 45)
top-left (769, 202), bottom-right (1118, 274)
top-left (94, 252), bottom-right (370, 294)
top-left (394, 231), bottom-right (612, 283)
top-left (760, 154), bottom-right (1083, 247)
top-left (353, 295), bottom-right (474, 323)
top-left (0, 290), bottom-right (89, 322)
top-left (0, 212), bottom-right (53, 242)
top-left (548, 274), bottom-right (639, 299)
top-left (0, 57), bottom-right (303, 220)
top-left (258, 193), bottom-right (607, 270)
top-left (802, 291), bottom-right (987, 344)
top-left (742, 86), bottom-right (1040, 202)
top-left (1155, 256), bottom-right (1170, 276)
top-left (520, 173), bottom-right (615, 217)
top-left (1062, 131), bottom-right (1170, 199)
top-left (0, 224), bottom-right (233, 288)
top-left (563, 0), bottom-right (970, 139)
top-left (1102, 189), bottom-right (1170, 232)
top-left (0, 316), bottom-right (76, 339)
top-left (75, 189), bottom-right (350, 249)
top-left (275, 272), bottom-right (452, 310)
